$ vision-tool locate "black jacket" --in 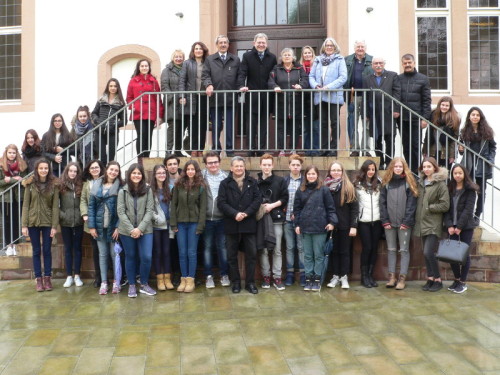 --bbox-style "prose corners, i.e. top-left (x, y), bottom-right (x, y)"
top-left (293, 184), bottom-right (338, 234)
top-left (398, 69), bottom-right (432, 122)
top-left (217, 172), bottom-right (262, 234)
top-left (202, 52), bottom-right (240, 107)
top-left (328, 182), bottom-right (359, 230)
top-left (257, 172), bottom-right (289, 222)
top-left (460, 138), bottom-right (497, 180)
top-left (379, 176), bottom-right (417, 228)
top-left (443, 185), bottom-right (477, 230)
top-left (179, 58), bottom-right (207, 116)
top-left (91, 95), bottom-right (126, 134)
